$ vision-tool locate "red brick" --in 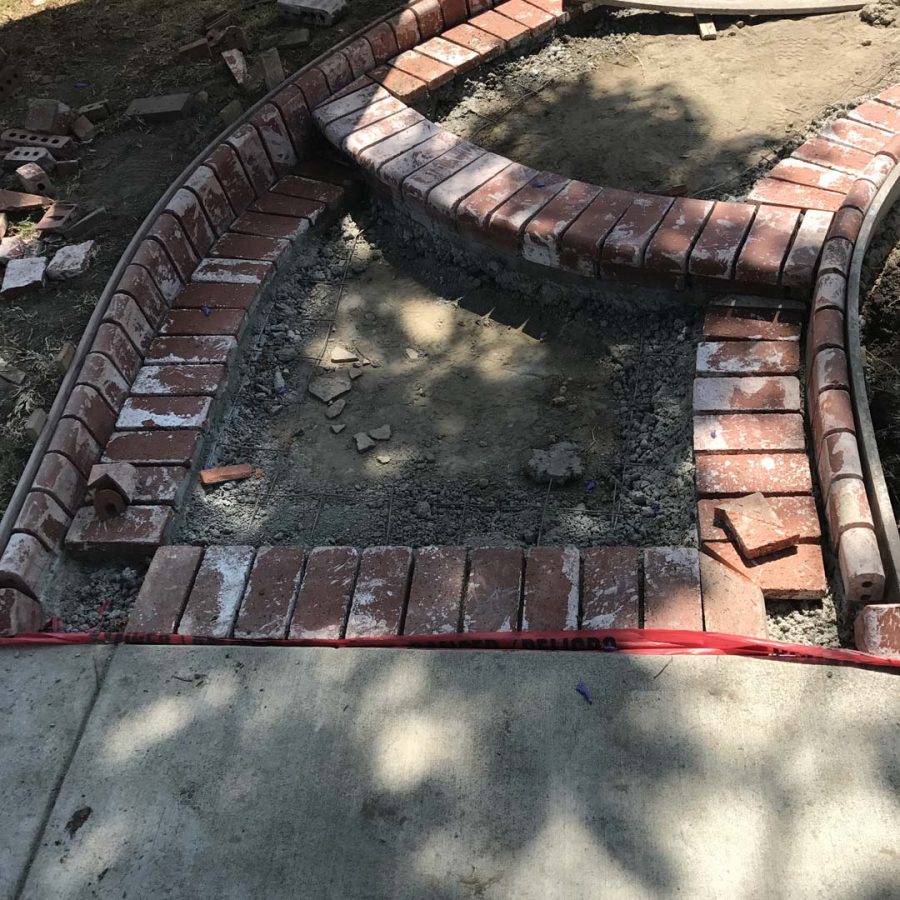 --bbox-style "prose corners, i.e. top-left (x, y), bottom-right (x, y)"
top-left (251, 104), bottom-right (297, 178)
top-left (314, 82), bottom-right (391, 128)
top-left (644, 197), bottom-right (714, 275)
top-left (289, 546), bottom-right (359, 638)
top-left (65, 505), bottom-right (173, 554)
top-left (811, 348), bottom-right (849, 396)
top-left (698, 495), bottom-right (821, 544)
top-left (696, 451), bottom-right (812, 497)
top-left (457, 161), bottom-right (537, 232)
top-left (462, 547), bottom-right (523, 632)
top-left (132, 239), bottom-right (182, 302)
top-left (323, 96), bottom-right (407, 147)
top-left (863, 151), bottom-right (896, 186)
top-left (693, 375), bottom-right (801, 413)
top-left (643, 547), bottom-right (702, 631)
top-left (345, 546), bottom-right (413, 637)
top-left (387, 8), bottom-right (422, 51)
top-left (696, 340), bottom-right (799, 376)
top-left (699, 554), bottom-right (767, 638)
top-left (14, 491), bottom-right (70, 551)
top-left (689, 201), bottom-right (756, 280)
top-left (0, 533), bottom-right (51, 598)
top-left (48, 418), bottom-right (100, 477)
top-left (557, 186), bottom-right (633, 276)
top-left (146, 335), bottom-right (236, 366)
top-left (522, 545), bottom-right (579, 631)
top-left (812, 271), bottom-right (847, 311)
top-left (368, 63), bottom-right (429, 103)
top-left (704, 540), bottom-right (826, 600)
top-left (116, 395), bottom-right (211, 431)
top-left (827, 477), bottom-right (874, 547)
top-left (734, 205), bottom-right (799, 285)
top-left (702, 307), bottom-right (801, 342)
top-left (818, 431), bottom-right (863, 498)
top-left (191, 257), bottom-right (273, 285)
top-left (184, 164), bottom-right (237, 236)
top-left (132, 466), bottom-right (189, 506)
top-left (388, 50), bottom-right (455, 91)
top-left (601, 194), bottom-right (674, 268)
top-left (693, 412), bottom-right (805, 454)
top-left (781, 209), bottom-right (832, 289)
top-left (486, 173), bottom-right (568, 251)
top-left (877, 84), bottom-right (900, 109)
top-left (126, 545), bottom-right (203, 634)
top-left (715, 492), bottom-right (800, 559)
top-left (179, 546), bottom-right (255, 637)
top-left (273, 175), bottom-right (345, 210)
top-left (494, 0), bottom-right (555, 35)
top-left (792, 137), bottom-right (874, 175)
top-left (343, 37), bottom-right (376, 78)
top-left (117, 265), bottom-right (168, 328)
top-left (294, 68), bottom-right (330, 108)
top-left (521, 180), bottom-right (600, 267)
top-left (204, 144), bottom-right (255, 216)
top-left (343, 108), bottom-right (424, 160)
top-left (440, 0), bottom-right (469, 26)
top-left (270, 85), bottom-right (313, 156)
top-left (840, 527), bottom-right (885, 605)
top-left (581, 546), bottom-right (639, 629)
top-left (848, 98), bottom-right (900, 133)
top-left (768, 157), bottom-right (856, 194)
top-left (384, 132), bottom-right (461, 188)
top-left (411, 0), bottom-right (445, 38)
top-left (166, 188), bottom-right (216, 259)
top-left (199, 464), bottom-right (254, 487)
top-left (175, 281), bottom-right (259, 310)
top-left (443, 23), bottom-right (506, 61)
top-left (365, 22), bottom-right (400, 63)
top-left (819, 118), bottom-right (891, 154)
top-left (359, 120), bottom-right (442, 175)
top-left (403, 140), bottom-right (485, 203)
top-left (843, 179), bottom-right (878, 215)
top-left (316, 51), bottom-right (353, 94)
top-left (250, 190), bottom-right (327, 224)
top-left (404, 546), bottom-right (466, 634)
top-left (467, 0), bottom-right (493, 13)
top-left (33, 452), bottom-right (86, 516)
top-left (159, 309), bottom-right (244, 339)
top-left (525, 0), bottom-right (565, 17)
top-left (231, 210), bottom-right (309, 241)
top-left (429, 152), bottom-right (509, 219)
top-left (812, 388), bottom-right (854, 450)
top-left (148, 212), bottom-right (199, 283)
top-left (472, 9), bottom-right (530, 45)
top-left (103, 430), bottom-right (202, 466)
top-left (63, 384), bottom-right (116, 445)
top-left (0, 588), bottom-right (44, 636)
top-left (209, 233), bottom-right (289, 264)
top-left (234, 546), bottom-right (305, 639)
top-left (854, 603), bottom-right (900, 656)
top-left (811, 308), bottom-right (844, 354)
top-left (103, 295), bottom-right (154, 354)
